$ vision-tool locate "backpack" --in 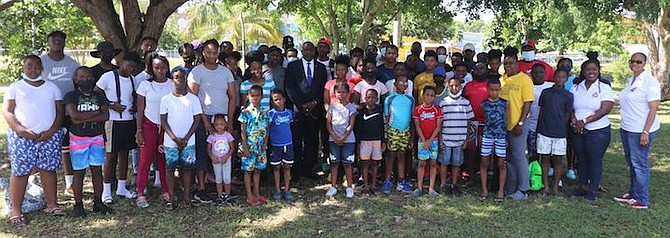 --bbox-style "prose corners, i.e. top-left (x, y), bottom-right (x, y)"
top-left (528, 160), bottom-right (543, 191)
